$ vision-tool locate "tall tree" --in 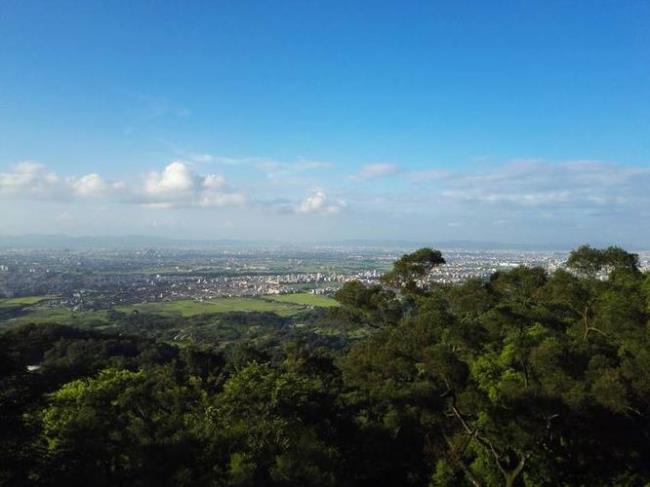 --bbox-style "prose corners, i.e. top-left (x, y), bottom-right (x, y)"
top-left (381, 248), bottom-right (445, 294)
